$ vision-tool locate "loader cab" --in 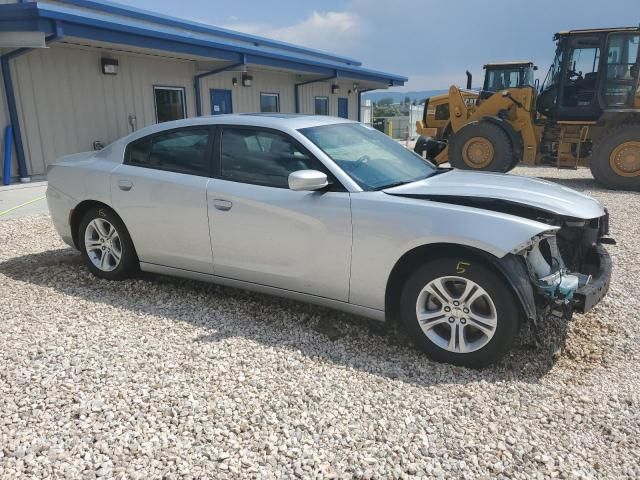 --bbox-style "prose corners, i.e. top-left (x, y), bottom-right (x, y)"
top-left (537, 28), bottom-right (640, 121)
top-left (482, 62), bottom-right (537, 93)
